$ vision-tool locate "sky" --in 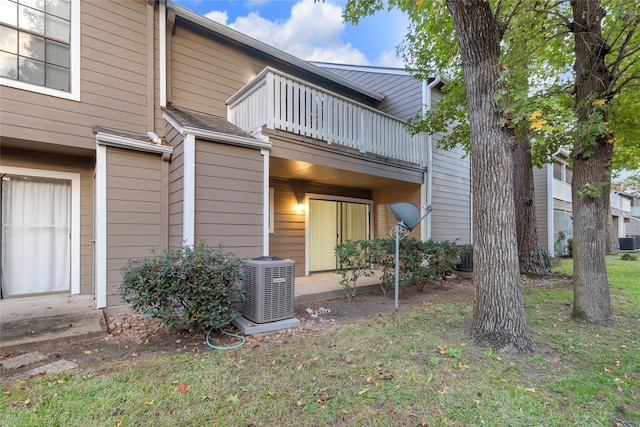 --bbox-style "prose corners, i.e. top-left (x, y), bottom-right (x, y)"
top-left (172, 0), bottom-right (410, 67)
